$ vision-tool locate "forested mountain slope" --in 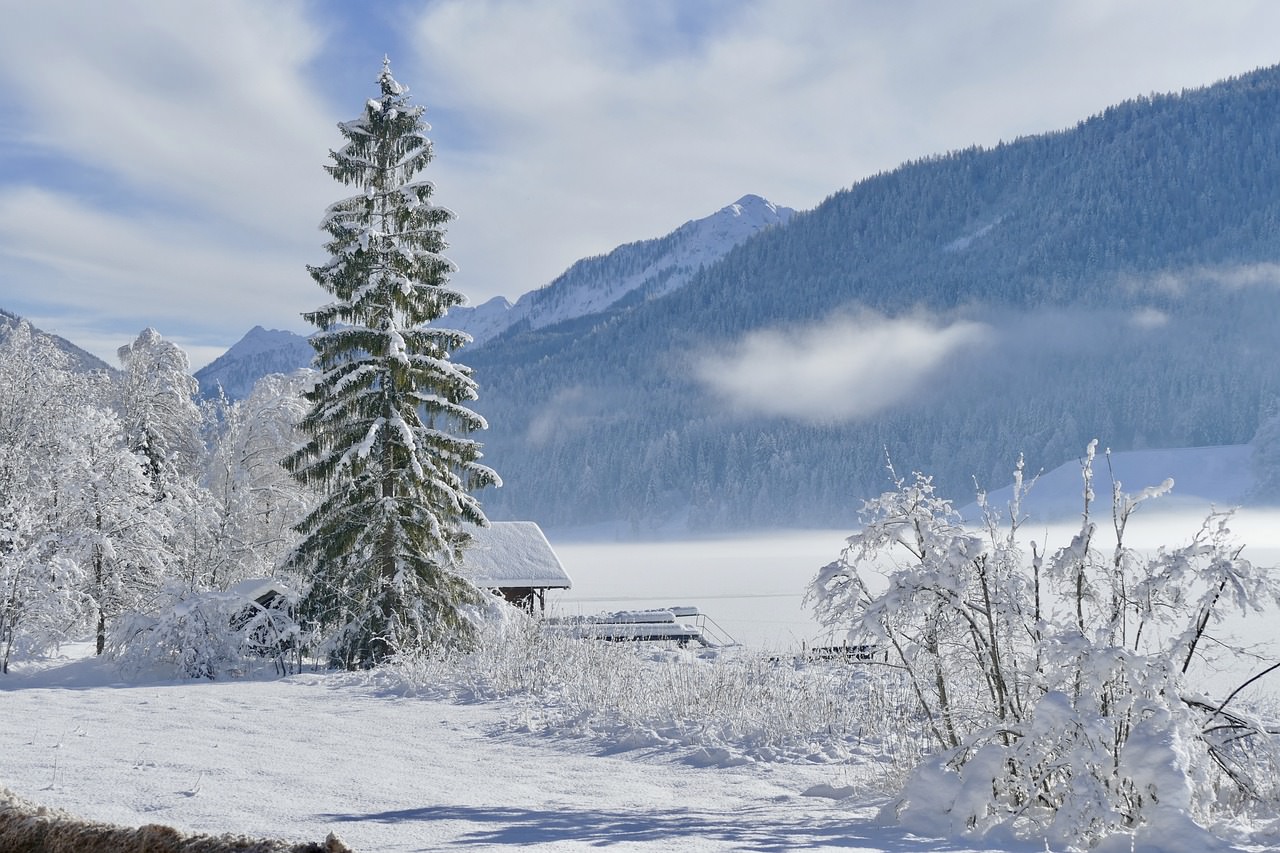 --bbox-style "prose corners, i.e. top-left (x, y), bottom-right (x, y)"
top-left (469, 65), bottom-right (1280, 532)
